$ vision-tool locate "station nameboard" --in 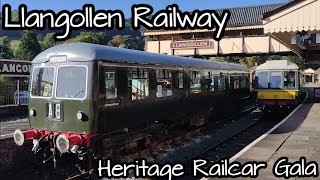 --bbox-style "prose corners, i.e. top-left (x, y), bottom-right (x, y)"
top-left (0, 59), bottom-right (31, 77)
top-left (170, 40), bottom-right (211, 49)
